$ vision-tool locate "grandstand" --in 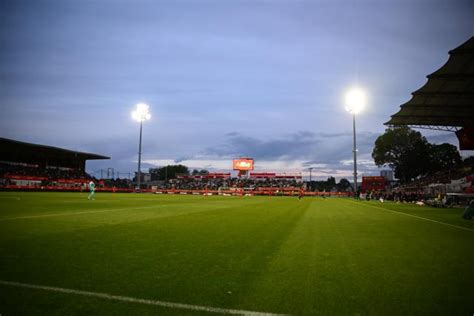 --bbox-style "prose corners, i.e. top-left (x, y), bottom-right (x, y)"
top-left (152, 170), bottom-right (313, 196)
top-left (0, 138), bottom-right (109, 190)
